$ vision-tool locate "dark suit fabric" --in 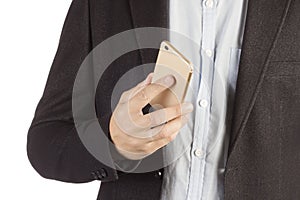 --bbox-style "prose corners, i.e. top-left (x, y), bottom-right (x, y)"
top-left (27, 0), bottom-right (300, 199)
